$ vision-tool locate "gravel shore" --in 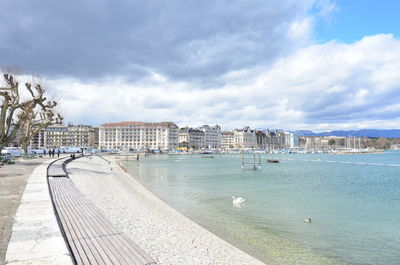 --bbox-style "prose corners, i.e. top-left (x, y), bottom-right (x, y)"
top-left (67, 156), bottom-right (267, 265)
